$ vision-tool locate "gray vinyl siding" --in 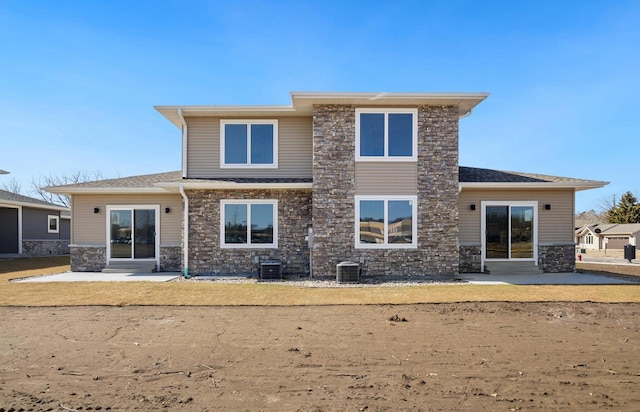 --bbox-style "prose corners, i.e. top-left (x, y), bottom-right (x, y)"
top-left (60, 219), bottom-right (71, 239)
top-left (355, 162), bottom-right (418, 195)
top-left (21, 207), bottom-right (68, 240)
top-left (186, 116), bottom-right (312, 178)
top-left (458, 189), bottom-right (575, 244)
top-left (71, 194), bottom-right (182, 245)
